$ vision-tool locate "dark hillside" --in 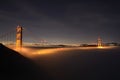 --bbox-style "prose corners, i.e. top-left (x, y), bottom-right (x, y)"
top-left (0, 44), bottom-right (52, 80)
